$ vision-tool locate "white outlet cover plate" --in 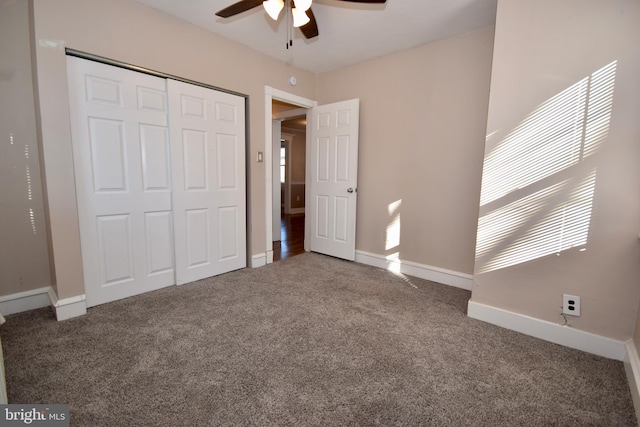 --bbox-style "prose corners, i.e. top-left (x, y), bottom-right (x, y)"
top-left (563, 294), bottom-right (581, 316)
